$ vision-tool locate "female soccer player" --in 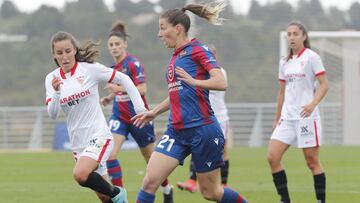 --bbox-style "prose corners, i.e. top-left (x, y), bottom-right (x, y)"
top-left (267, 21), bottom-right (328, 203)
top-left (45, 31), bottom-right (147, 203)
top-left (177, 66), bottom-right (231, 193)
top-left (132, 2), bottom-right (248, 203)
top-left (100, 21), bottom-right (173, 203)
